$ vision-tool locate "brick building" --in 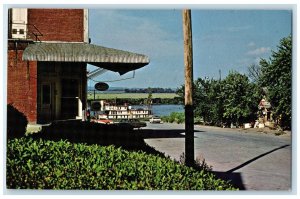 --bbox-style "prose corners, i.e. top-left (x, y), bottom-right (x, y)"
top-left (7, 8), bottom-right (149, 124)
